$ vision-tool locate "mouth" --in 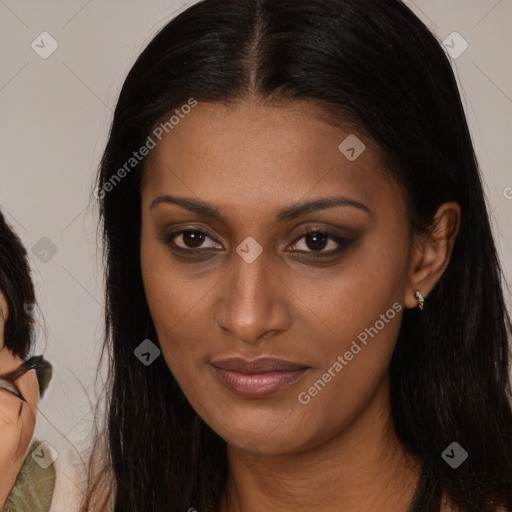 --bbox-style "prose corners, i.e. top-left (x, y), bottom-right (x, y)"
top-left (211, 357), bottom-right (310, 398)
